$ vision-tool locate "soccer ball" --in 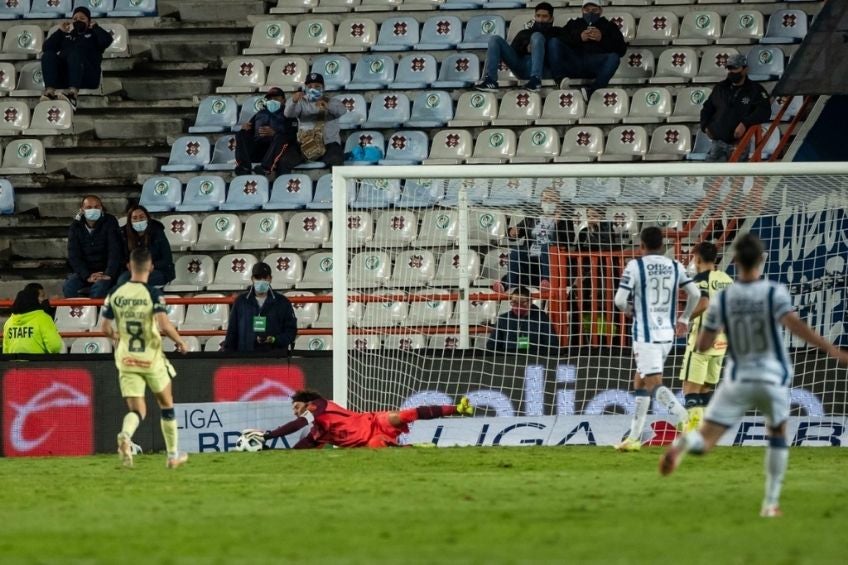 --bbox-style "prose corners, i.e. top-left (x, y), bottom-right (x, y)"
top-left (234, 429), bottom-right (265, 452)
